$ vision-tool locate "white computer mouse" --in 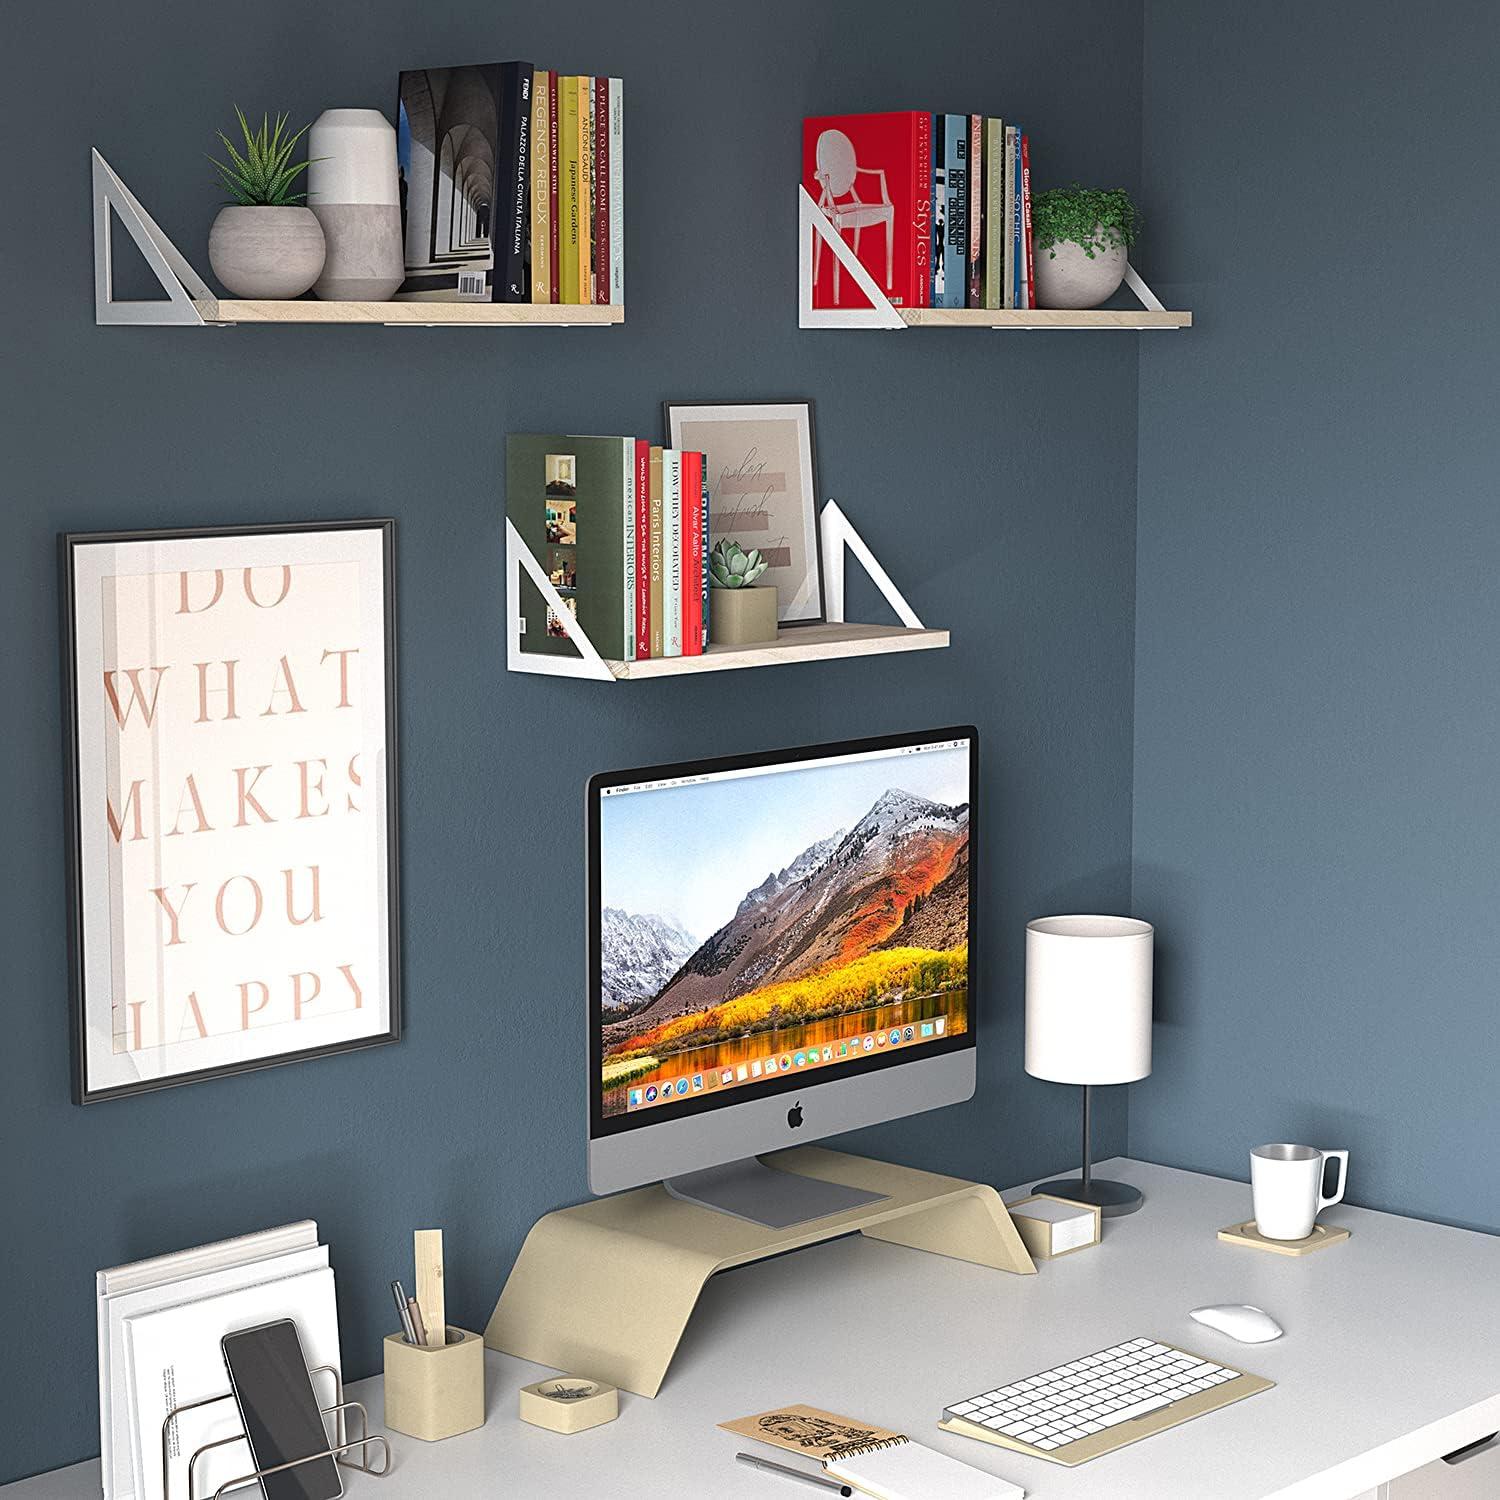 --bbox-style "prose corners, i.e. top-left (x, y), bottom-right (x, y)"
top-left (1189, 1304), bottom-right (1283, 1344)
